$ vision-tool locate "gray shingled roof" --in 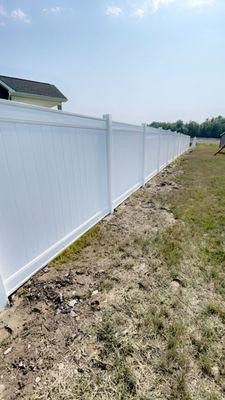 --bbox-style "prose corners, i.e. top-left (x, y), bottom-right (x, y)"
top-left (0, 75), bottom-right (67, 100)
